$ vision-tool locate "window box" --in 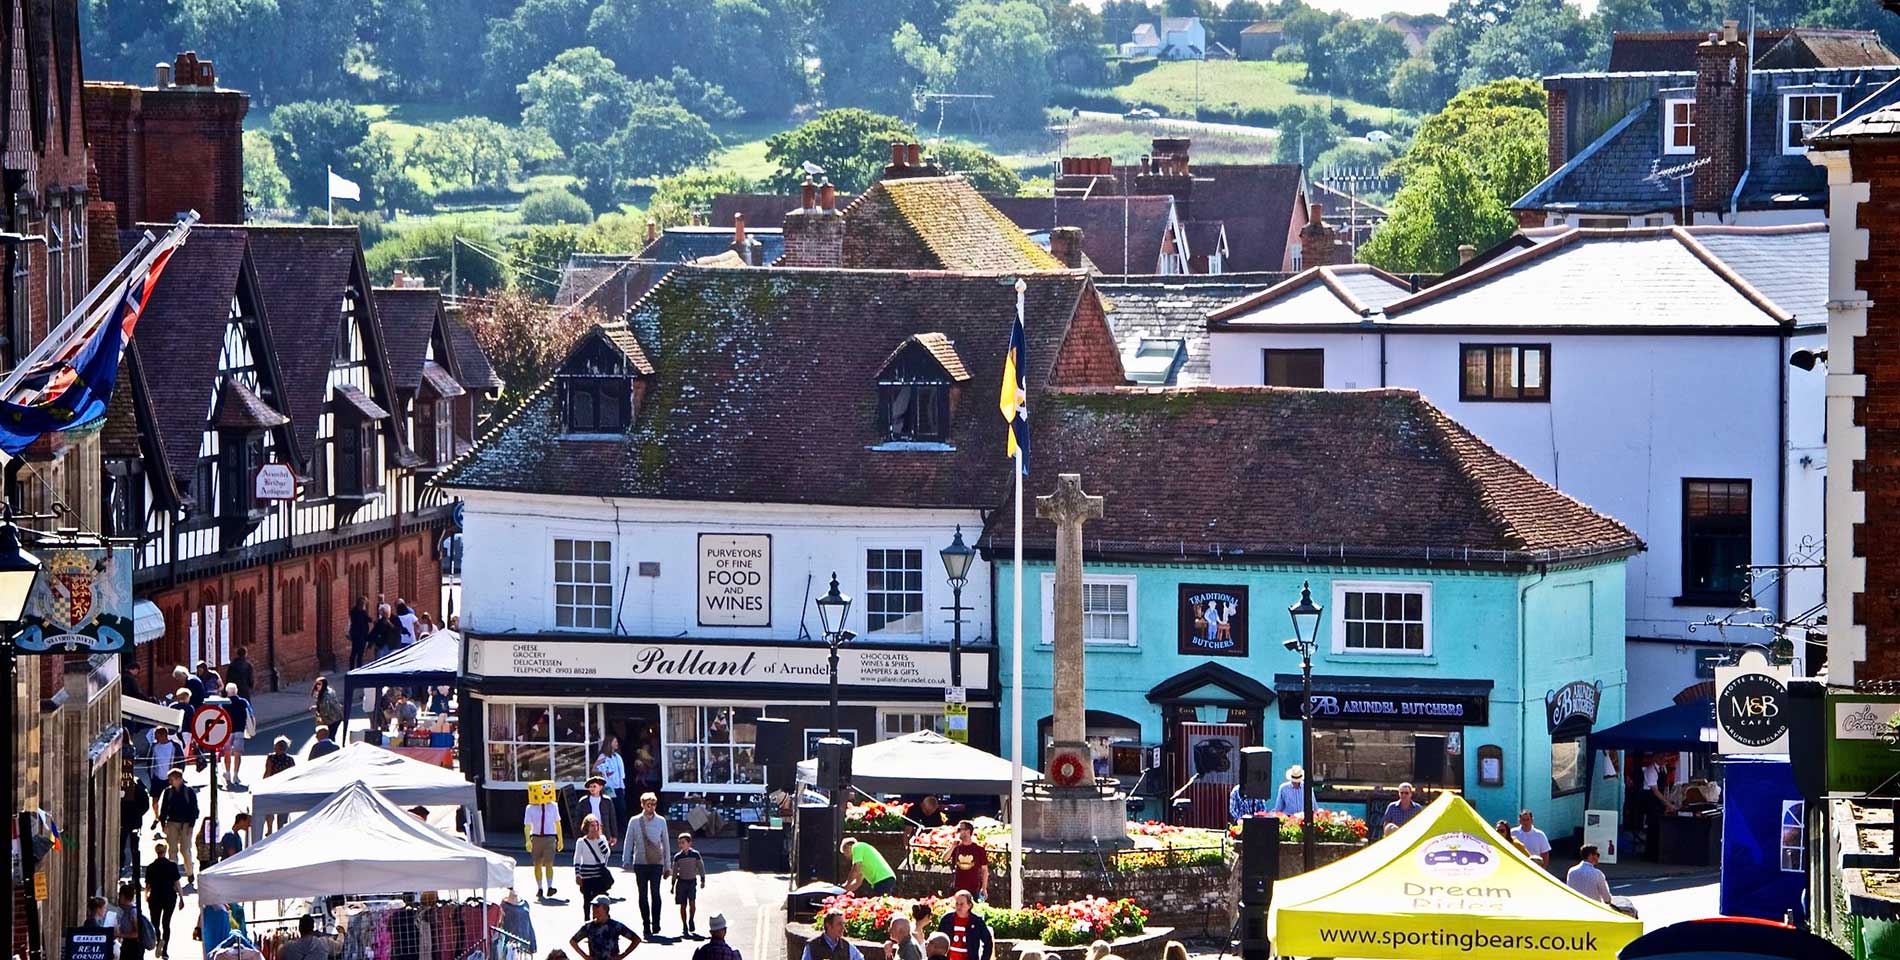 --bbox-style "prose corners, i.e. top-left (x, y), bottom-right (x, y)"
top-left (1331, 581), bottom-right (1431, 656)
